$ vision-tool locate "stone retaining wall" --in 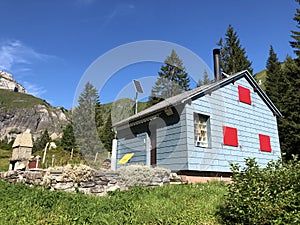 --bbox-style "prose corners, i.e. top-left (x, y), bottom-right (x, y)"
top-left (0, 164), bottom-right (176, 196)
